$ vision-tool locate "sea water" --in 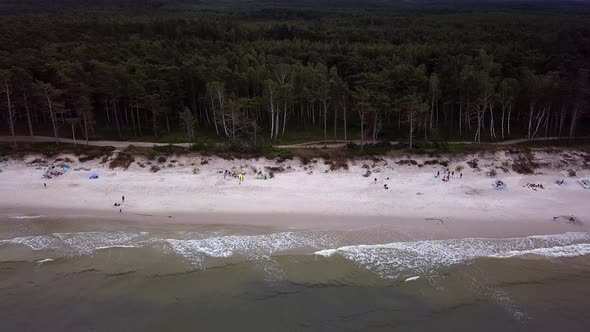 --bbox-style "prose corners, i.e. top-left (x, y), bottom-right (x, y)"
top-left (1, 217), bottom-right (589, 331)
